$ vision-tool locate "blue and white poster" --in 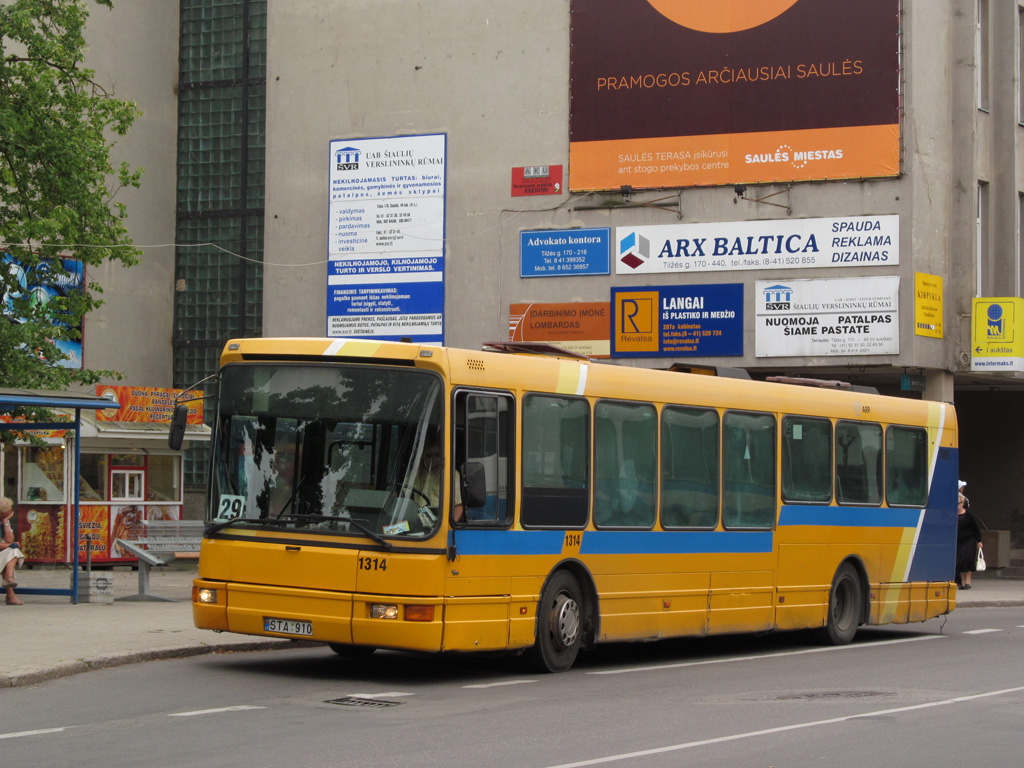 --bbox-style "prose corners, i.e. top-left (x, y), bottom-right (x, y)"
top-left (520, 228), bottom-right (610, 277)
top-left (611, 283), bottom-right (744, 358)
top-left (327, 134), bottom-right (446, 342)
